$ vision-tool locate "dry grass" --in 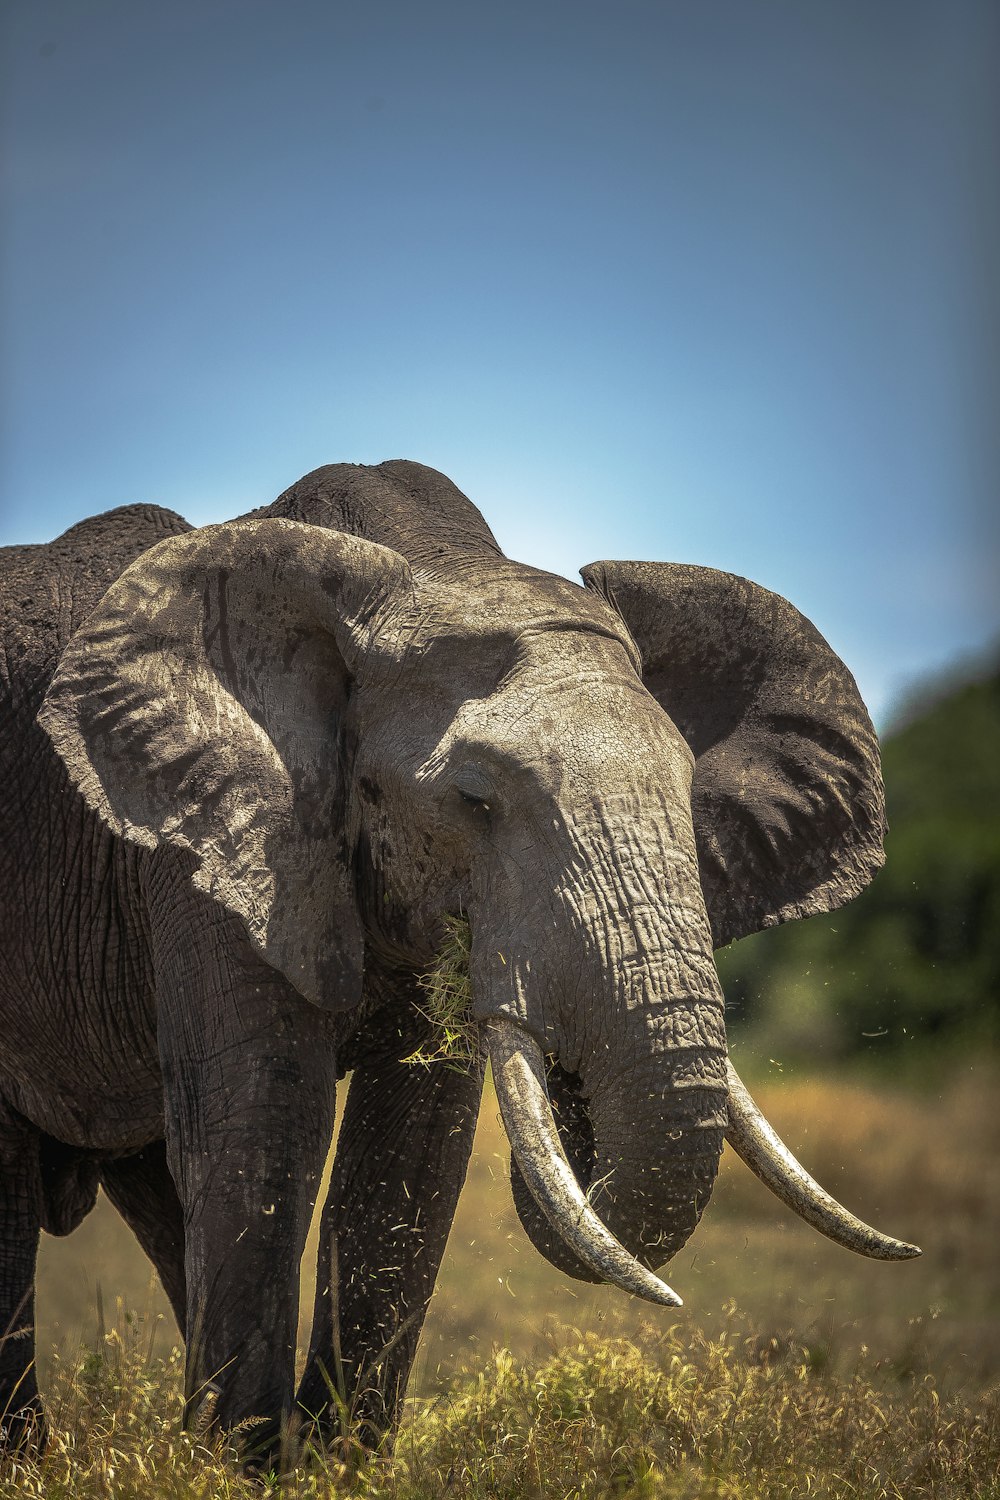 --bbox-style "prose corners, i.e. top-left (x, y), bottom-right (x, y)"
top-left (19, 1057), bottom-right (999, 1496)
top-left (4, 1305), bottom-right (997, 1498)
top-left (418, 1055), bottom-right (1000, 1401)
